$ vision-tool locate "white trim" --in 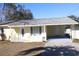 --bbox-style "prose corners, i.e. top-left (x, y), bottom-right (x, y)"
top-left (43, 25), bottom-right (47, 41)
top-left (6, 24), bottom-right (78, 27)
top-left (70, 25), bottom-right (75, 40)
